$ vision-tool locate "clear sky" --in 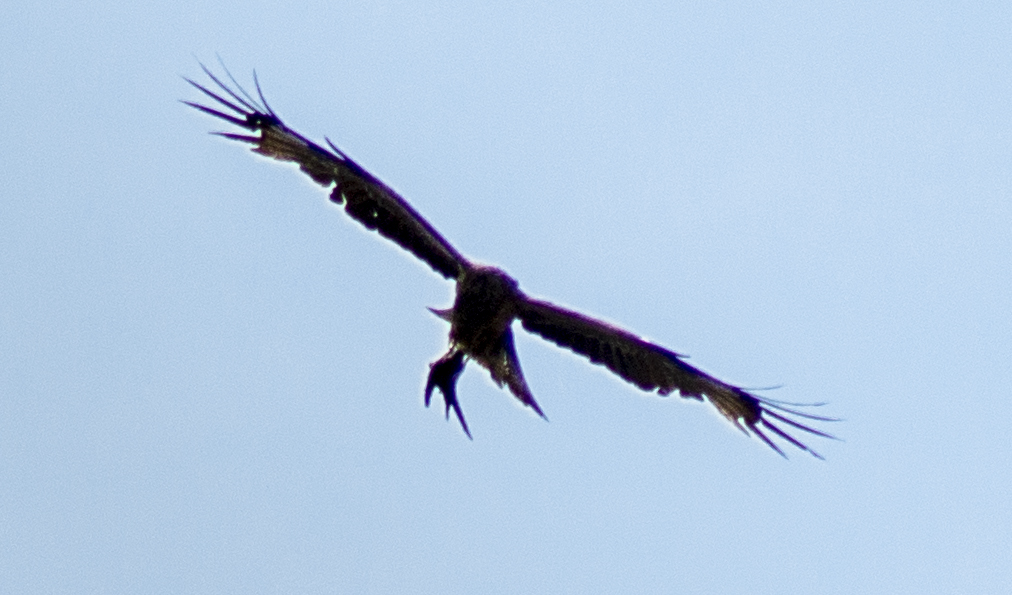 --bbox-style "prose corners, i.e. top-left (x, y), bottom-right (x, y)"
top-left (2, 1), bottom-right (1010, 593)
